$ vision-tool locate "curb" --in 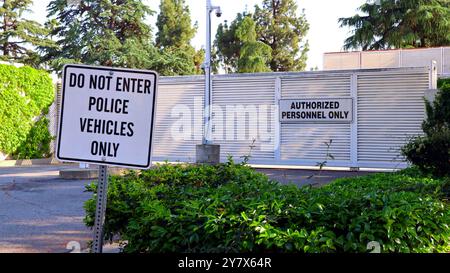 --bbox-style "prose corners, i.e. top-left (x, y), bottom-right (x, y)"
top-left (0, 158), bottom-right (70, 167)
top-left (59, 167), bottom-right (129, 180)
